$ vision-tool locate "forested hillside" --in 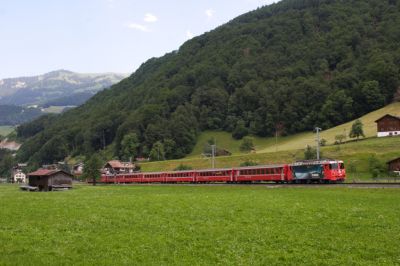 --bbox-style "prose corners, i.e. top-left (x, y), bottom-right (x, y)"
top-left (0, 105), bottom-right (43, 126)
top-left (17, 0), bottom-right (400, 165)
